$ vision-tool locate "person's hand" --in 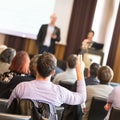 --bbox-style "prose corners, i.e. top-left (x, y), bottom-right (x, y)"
top-left (82, 108), bottom-right (86, 113)
top-left (104, 103), bottom-right (111, 111)
top-left (51, 34), bottom-right (57, 39)
top-left (76, 55), bottom-right (85, 80)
